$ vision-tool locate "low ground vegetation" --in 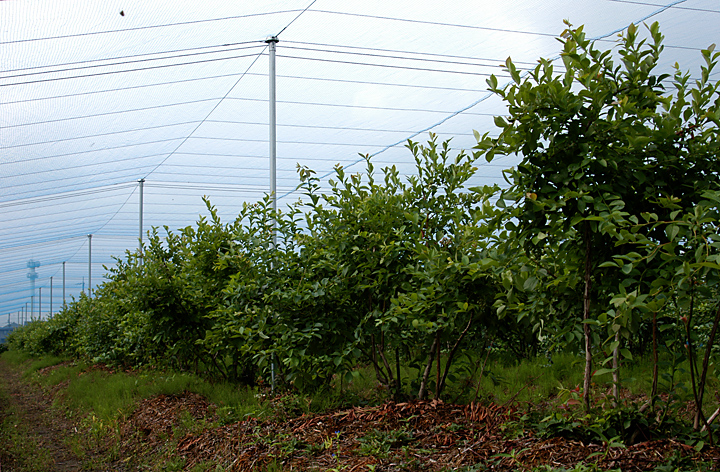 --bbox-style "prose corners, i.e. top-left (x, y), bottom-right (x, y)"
top-left (1, 351), bottom-right (720, 471)
top-left (3, 22), bottom-right (720, 471)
